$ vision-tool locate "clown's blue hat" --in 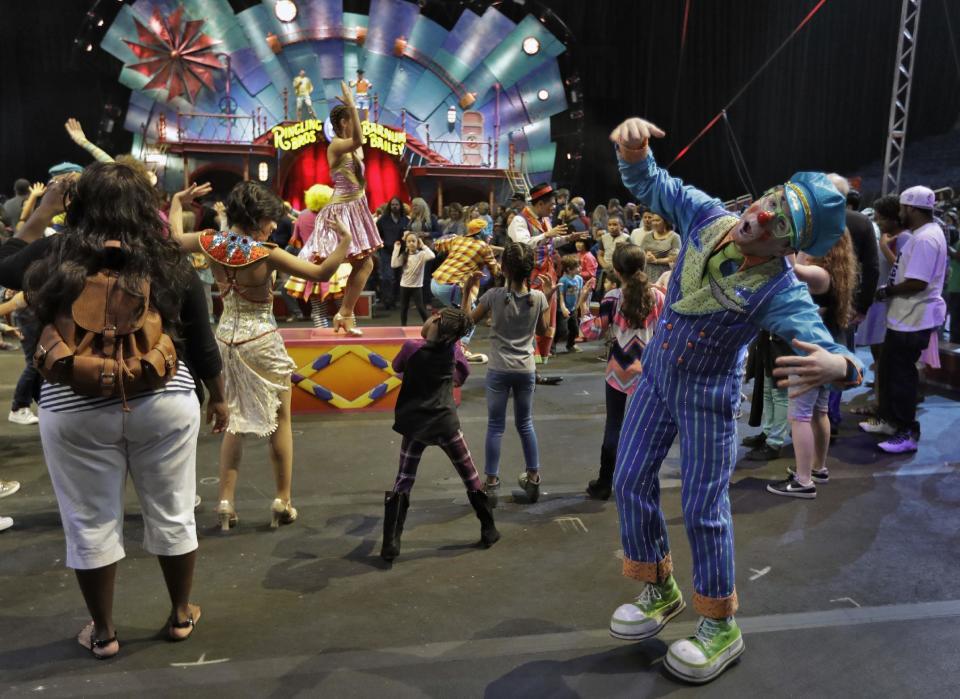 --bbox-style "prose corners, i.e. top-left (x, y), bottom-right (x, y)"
top-left (783, 172), bottom-right (846, 257)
